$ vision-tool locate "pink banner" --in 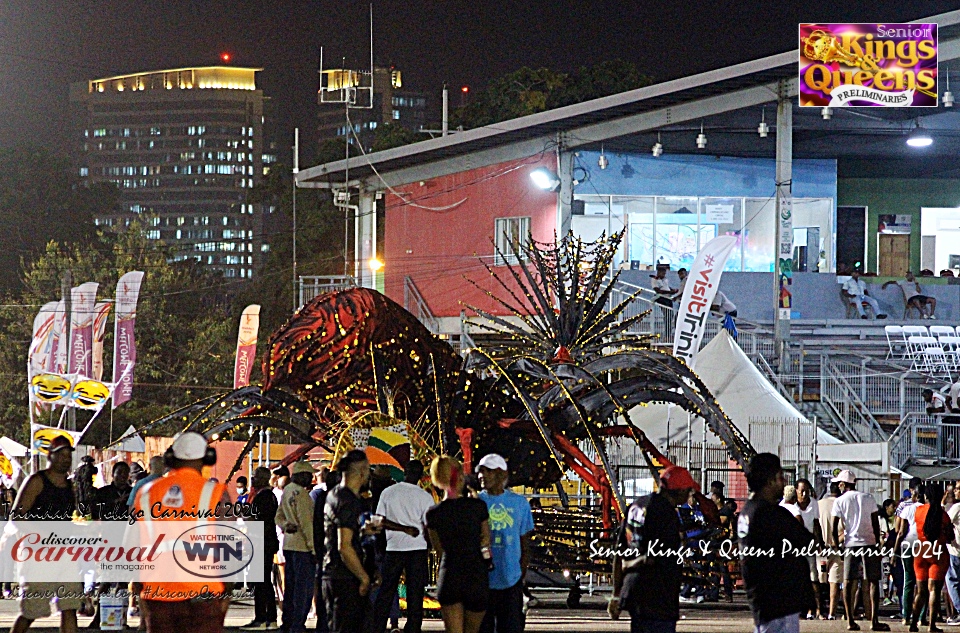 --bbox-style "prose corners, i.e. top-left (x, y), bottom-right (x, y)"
top-left (113, 271), bottom-right (144, 408)
top-left (68, 283), bottom-right (98, 377)
top-left (233, 305), bottom-right (261, 389)
top-left (91, 302), bottom-right (112, 381)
